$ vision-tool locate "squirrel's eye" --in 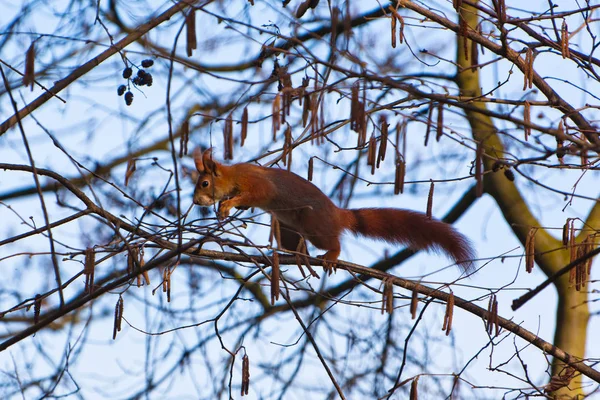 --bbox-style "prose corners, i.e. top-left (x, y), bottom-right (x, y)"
top-left (201, 180), bottom-right (210, 188)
